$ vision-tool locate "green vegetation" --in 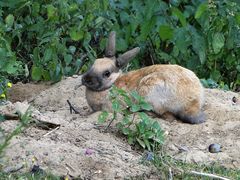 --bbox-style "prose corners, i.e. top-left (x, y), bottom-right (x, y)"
top-left (99, 86), bottom-right (164, 151)
top-left (0, 109), bottom-right (32, 163)
top-left (0, 109), bottom-right (62, 180)
top-left (0, 0), bottom-right (240, 179)
top-left (98, 86), bottom-right (240, 179)
top-left (0, 171), bottom-right (61, 180)
top-left (0, 0), bottom-right (240, 95)
top-left (149, 153), bottom-right (240, 179)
